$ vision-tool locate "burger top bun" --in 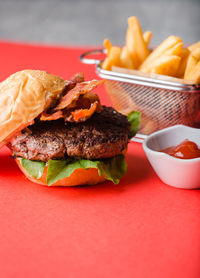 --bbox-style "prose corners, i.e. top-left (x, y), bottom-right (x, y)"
top-left (0, 70), bottom-right (66, 147)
